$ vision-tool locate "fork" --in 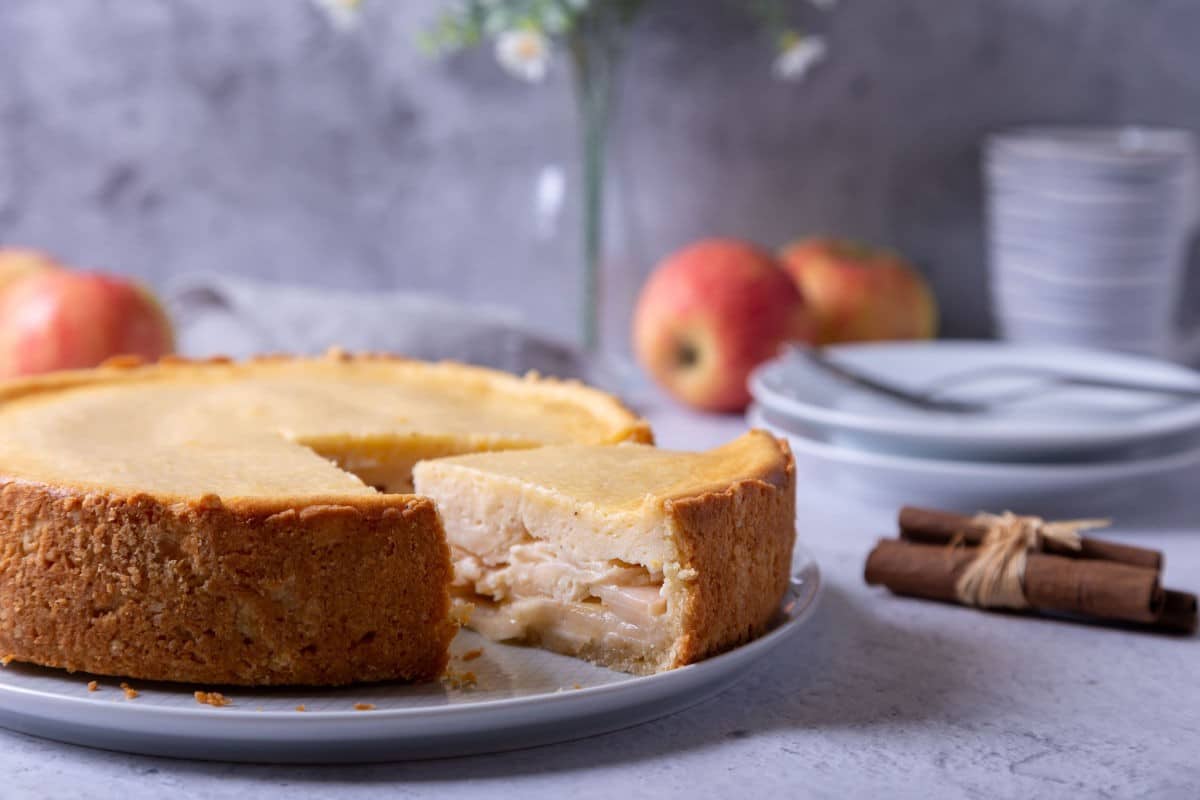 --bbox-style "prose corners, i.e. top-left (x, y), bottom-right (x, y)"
top-left (797, 347), bottom-right (1200, 414)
